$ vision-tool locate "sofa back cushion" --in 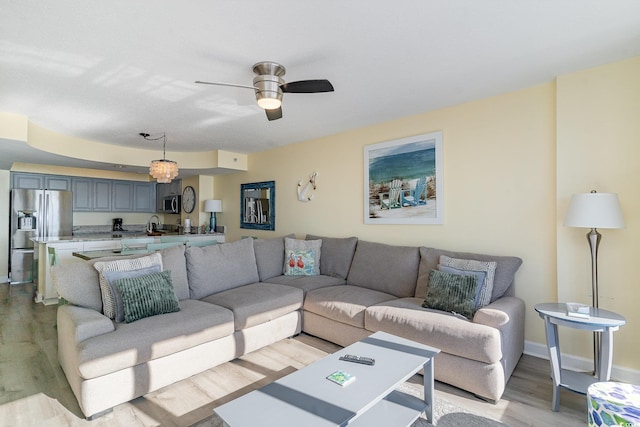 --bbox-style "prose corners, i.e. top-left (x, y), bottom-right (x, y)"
top-left (186, 237), bottom-right (259, 299)
top-left (417, 247), bottom-right (523, 302)
top-left (306, 235), bottom-right (358, 280)
top-left (346, 240), bottom-right (420, 298)
top-left (254, 234), bottom-right (294, 281)
top-left (51, 261), bottom-right (103, 311)
top-left (159, 243), bottom-right (190, 300)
